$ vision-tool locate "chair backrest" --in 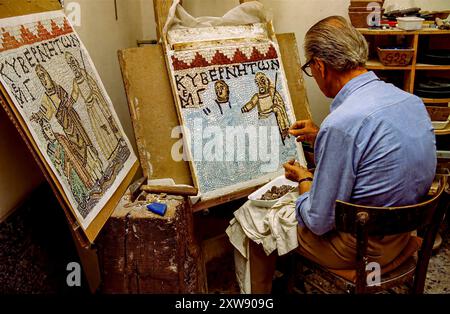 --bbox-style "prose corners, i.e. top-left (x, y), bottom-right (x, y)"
top-left (335, 176), bottom-right (446, 236)
top-left (334, 176), bottom-right (447, 294)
